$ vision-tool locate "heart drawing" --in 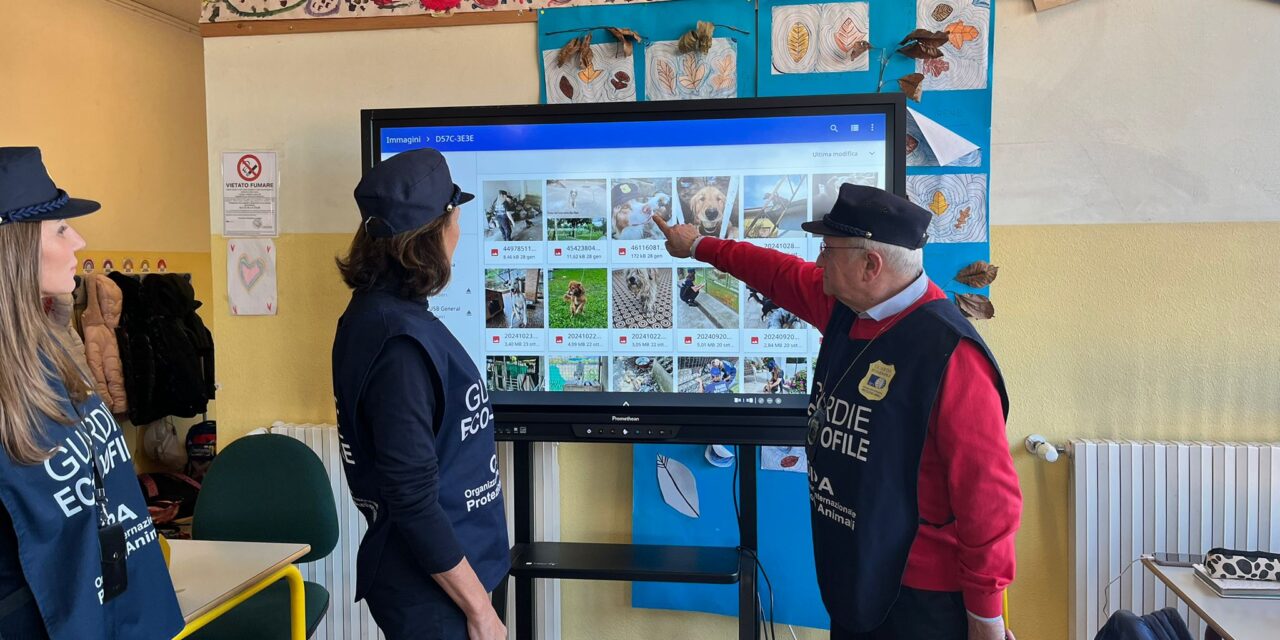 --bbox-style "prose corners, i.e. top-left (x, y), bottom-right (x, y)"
top-left (238, 255), bottom-right (267, 290)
